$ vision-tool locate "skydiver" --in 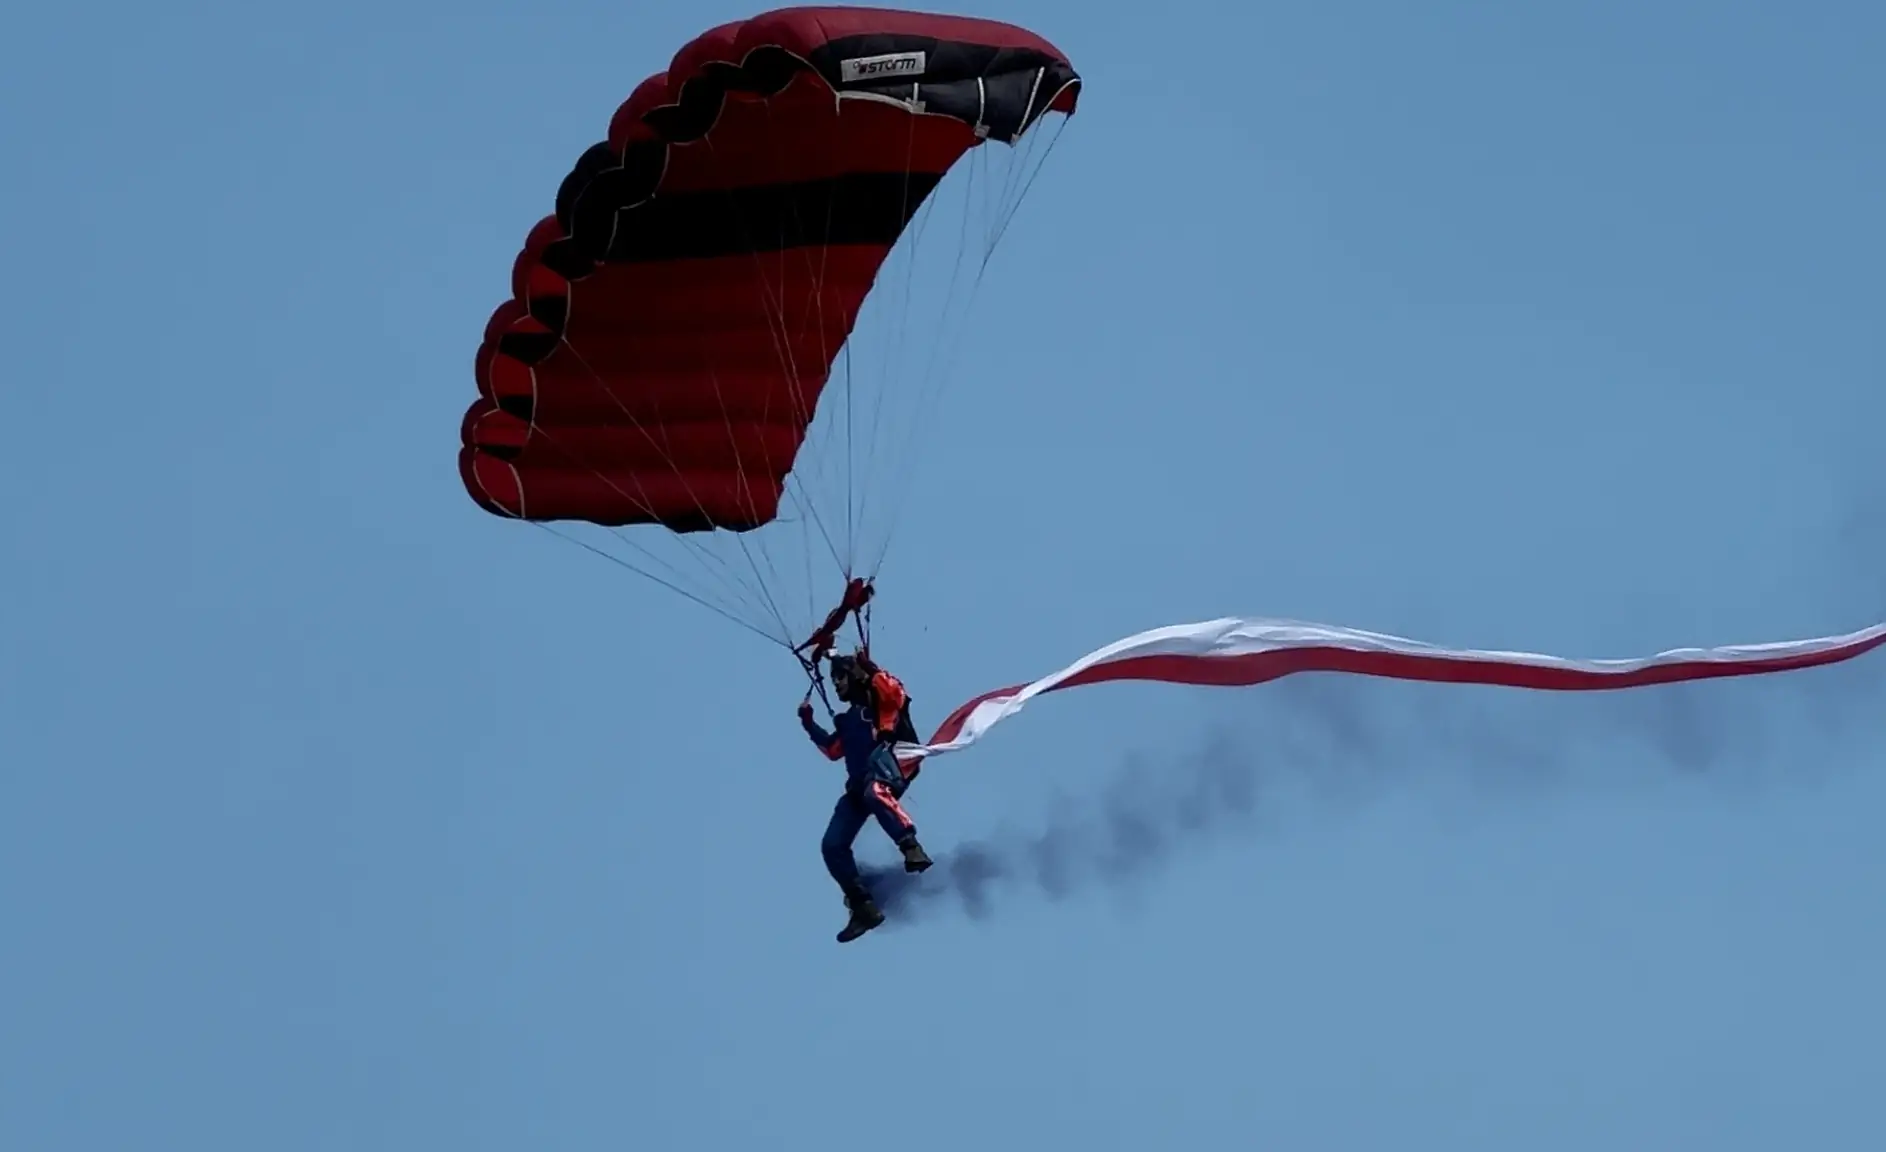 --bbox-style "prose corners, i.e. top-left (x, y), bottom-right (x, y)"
top-left (797, 650), bottom-right (933, 942)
